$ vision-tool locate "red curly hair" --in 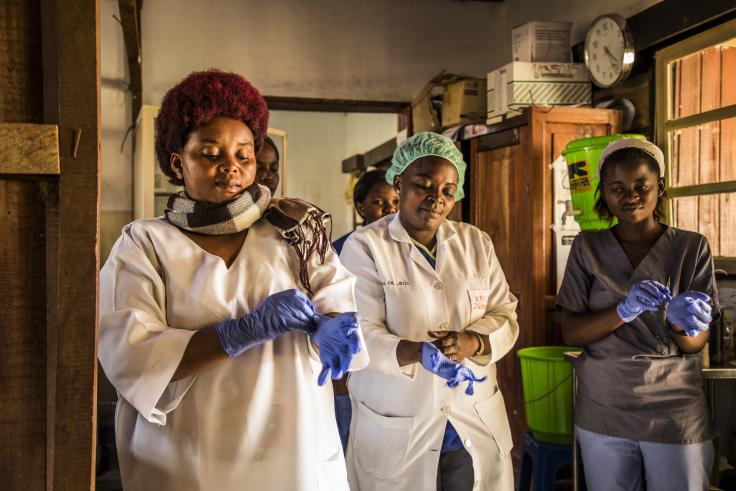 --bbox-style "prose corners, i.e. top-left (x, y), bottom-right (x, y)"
top-left (155, 69), bottom-right (269, 185)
